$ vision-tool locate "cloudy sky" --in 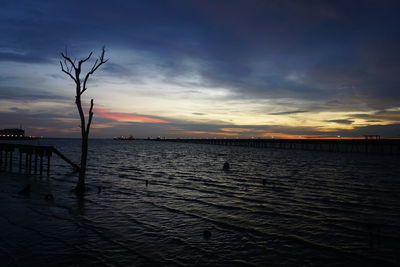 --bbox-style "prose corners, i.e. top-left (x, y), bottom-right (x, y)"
top-left (1, 0), bottom-right (399, 138)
